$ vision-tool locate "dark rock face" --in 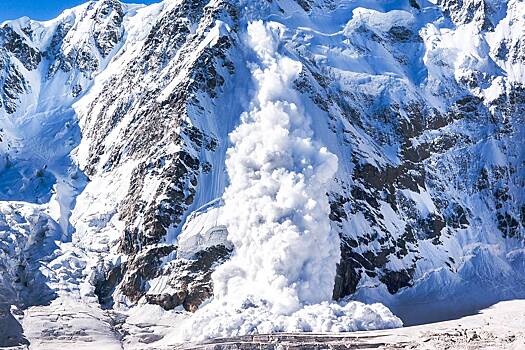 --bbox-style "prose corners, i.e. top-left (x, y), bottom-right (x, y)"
top-left (1, 26), bottom-right (41, 70)
top-left (379, 269), bottom-right (414, 294)
top-left (76, 0), bottom-right (240, 307)
top-left (119, 149), bottom-right (202, 255)
top-left (333, 236), bottom-right (362, 299)
top-left (0, 23), bottom-right (39, 114)
top-left (435, 0), bottom-right (505, 30)
top-left (45, 21), bottom-right (75, 77)
top-left (146, 244), bottom-right (232, 312)
top-left (0, 57), bottom-right (31, 114)
top-left (91, 0), bottom-right (125, 57)
top-left (294, 0), bottom-right (338, 12)
top-left (409, 0), bottom-right (421, 10)
top-left (119, 245), bottom-right (177, 304)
